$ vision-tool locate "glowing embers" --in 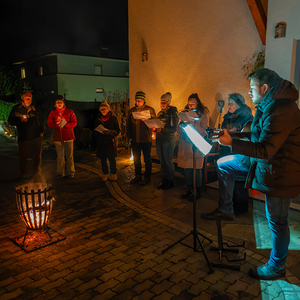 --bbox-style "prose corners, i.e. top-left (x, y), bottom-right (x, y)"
top-left (15, 182), bottom-right (53, 233)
